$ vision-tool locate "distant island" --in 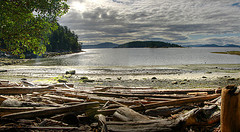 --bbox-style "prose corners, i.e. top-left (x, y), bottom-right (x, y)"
top-left (82, 41), bottom-right (182, 49)
top-left (117, 41), bottom-right (182, 48)
top-left (82, 42), bottom-right (118, 49)
top-left (184, 44), bottom-right (240, 47)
